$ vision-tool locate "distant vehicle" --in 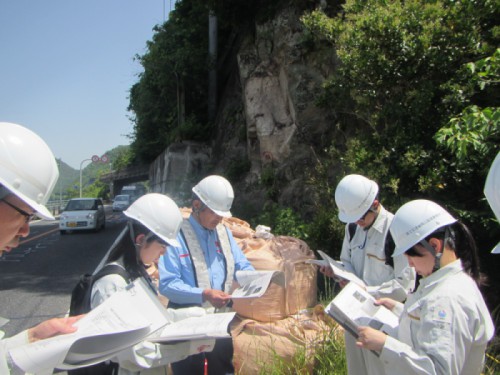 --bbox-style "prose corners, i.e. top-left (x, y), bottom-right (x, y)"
top-left (112, 194), bottom-right (131, 211)
top-left (59, 198), bottom-right (106, 234)
top-left (120, 184), bottom-right (146, 203)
